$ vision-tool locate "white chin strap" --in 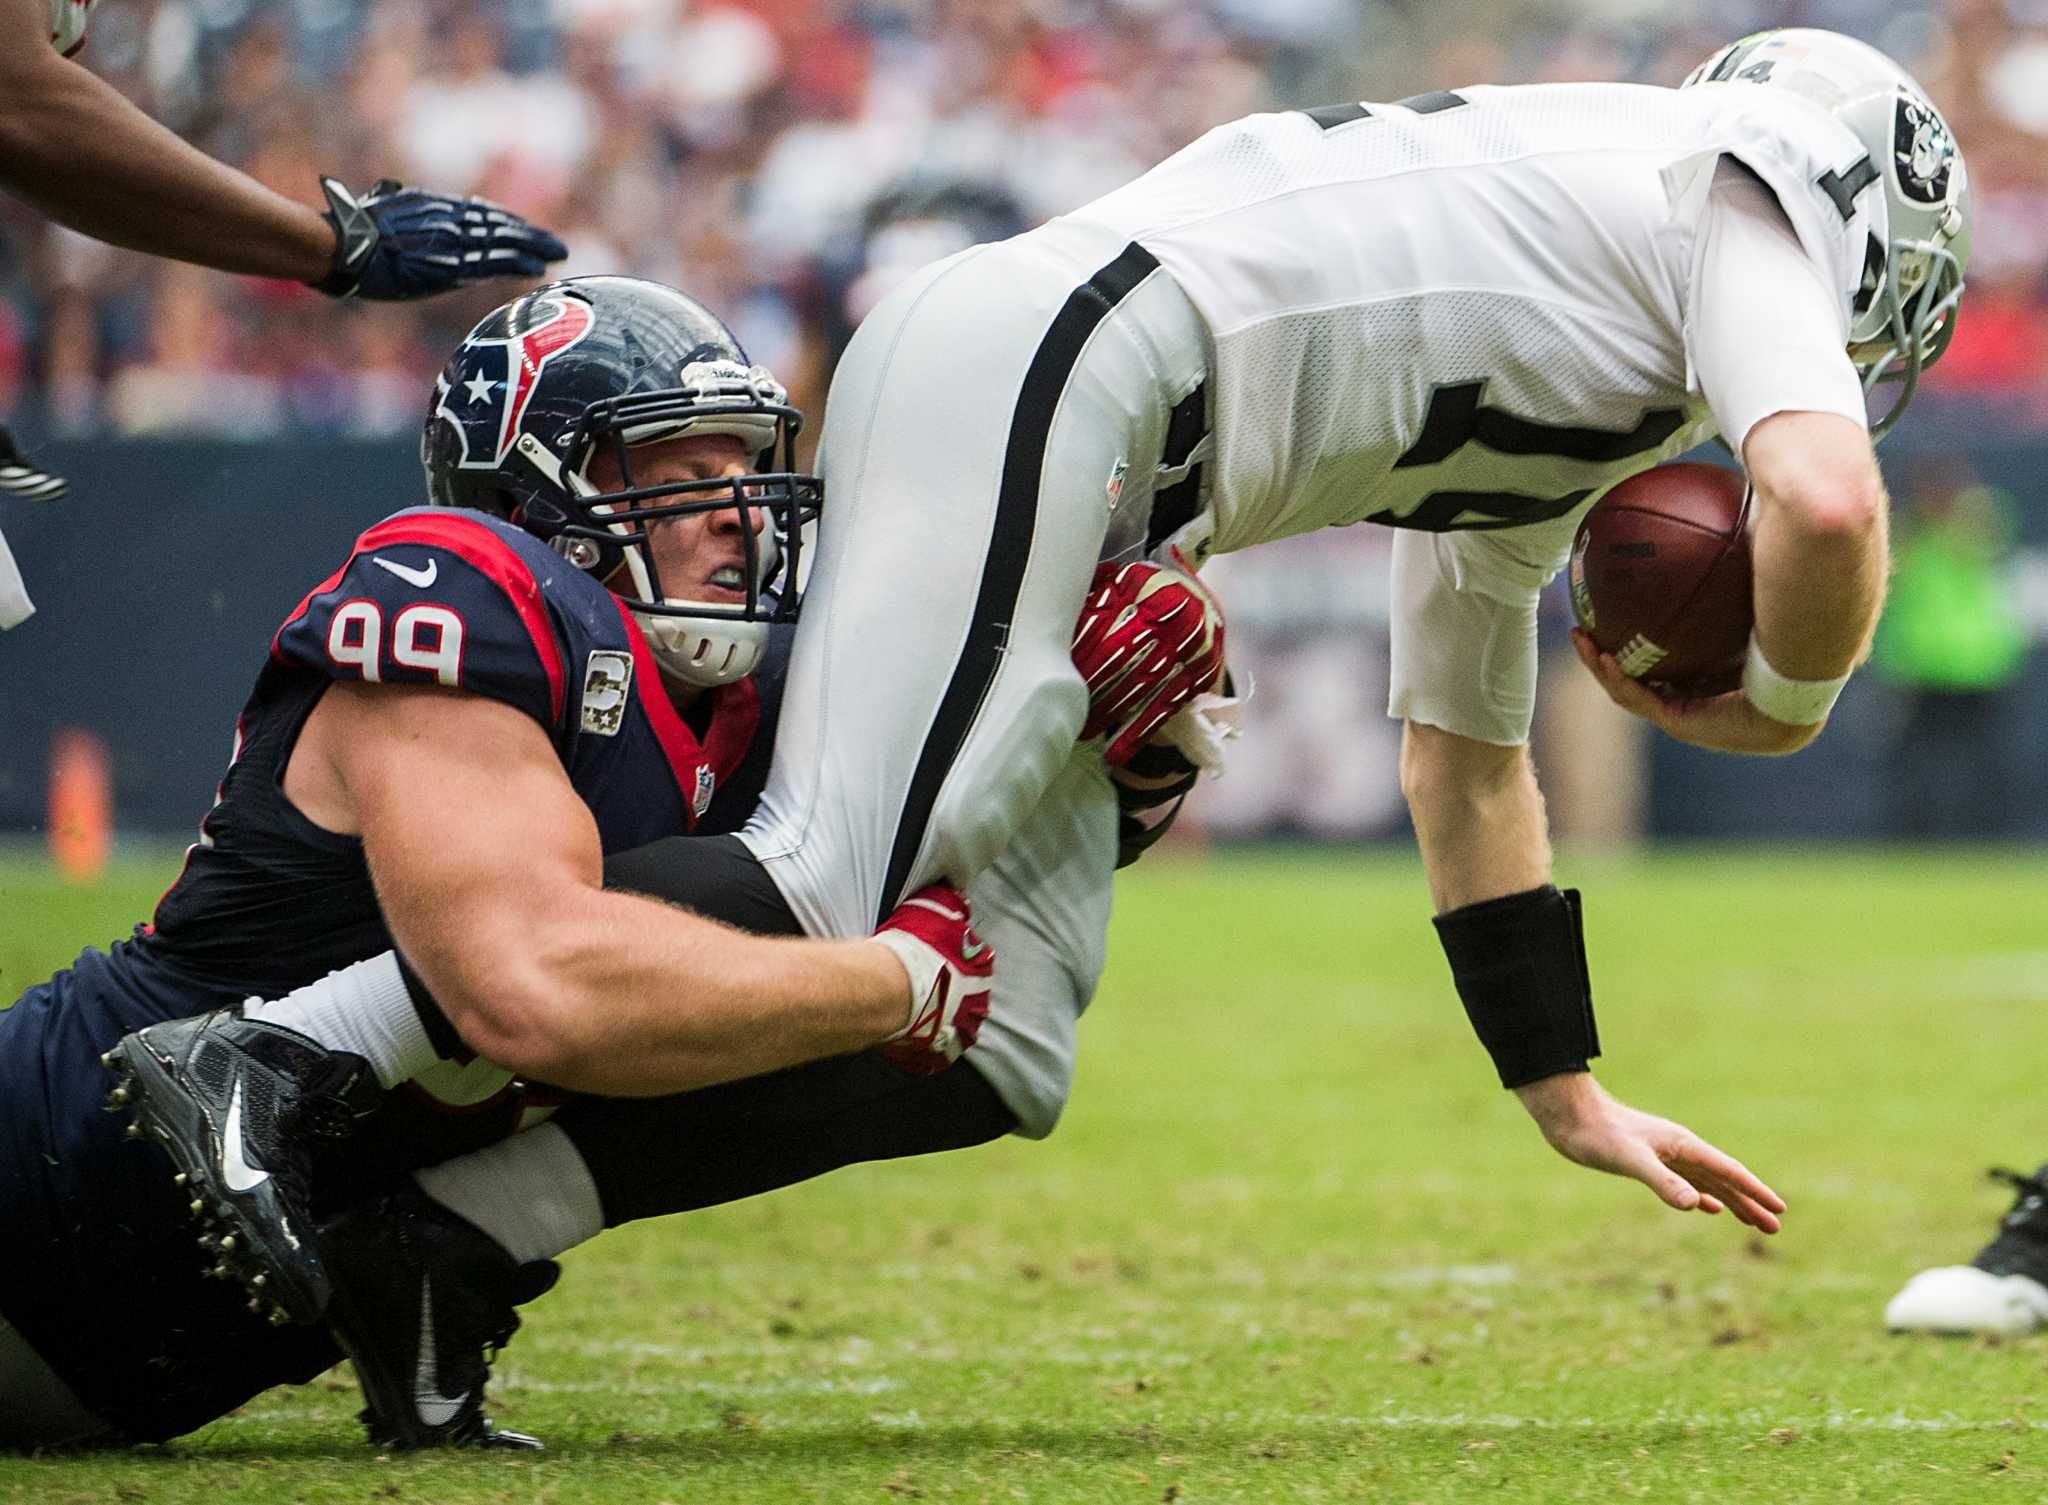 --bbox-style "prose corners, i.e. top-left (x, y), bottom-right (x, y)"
top-left (633, 611), bottom-right (768, 688)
